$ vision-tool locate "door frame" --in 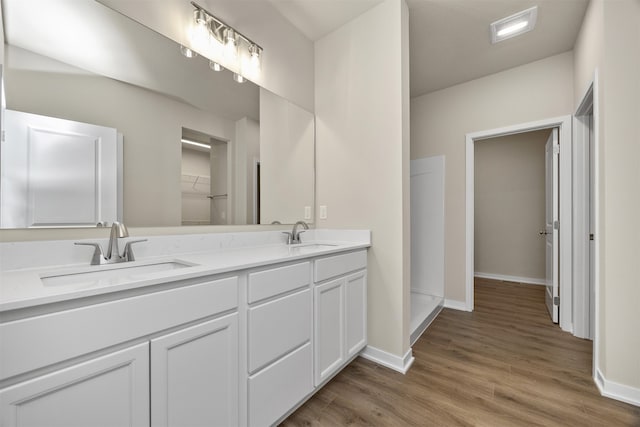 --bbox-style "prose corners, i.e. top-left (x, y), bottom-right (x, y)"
top-left (465, 115), bottom-right (573, 333)
top-left (573, 73), bottom-right (600, 375)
